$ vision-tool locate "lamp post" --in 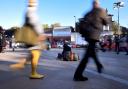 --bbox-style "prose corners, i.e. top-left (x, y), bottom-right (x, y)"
top-left (113, 1), bottom-right (124, 35)
top-left (73, 16), bottom-right (77, 45)
top-left (74, 16), bottom-right (76, 32)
